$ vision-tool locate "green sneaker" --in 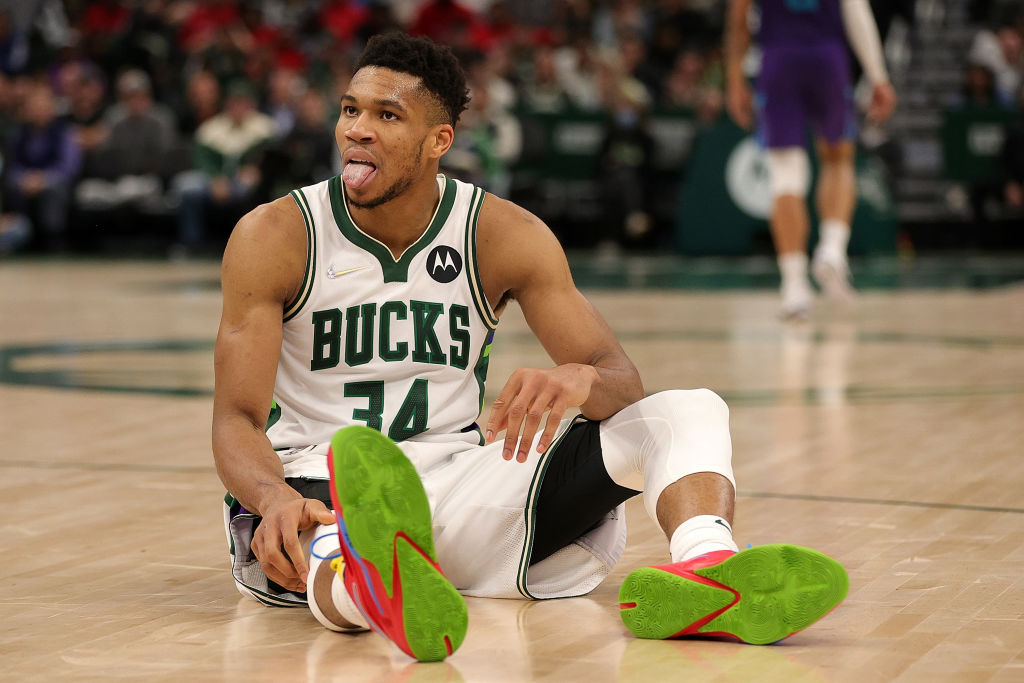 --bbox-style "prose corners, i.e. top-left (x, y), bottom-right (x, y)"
top-left (619, 544), bottom-right (848, 644)
top-left (327, 426), bottom-right (468, 661)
